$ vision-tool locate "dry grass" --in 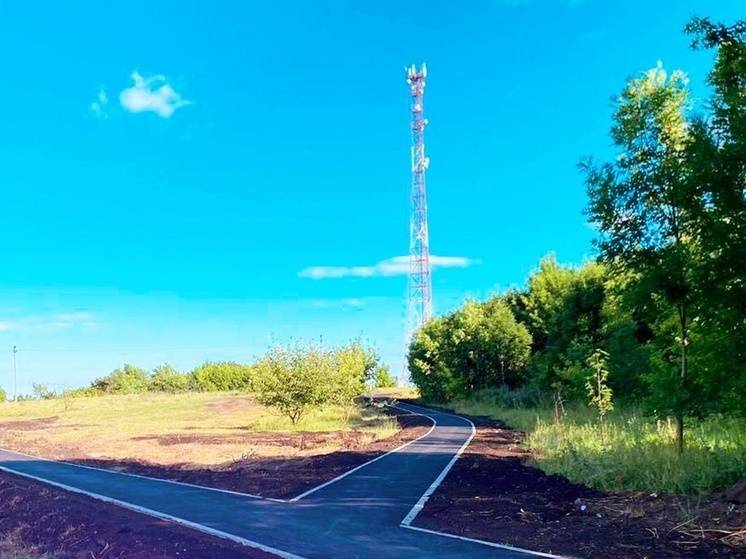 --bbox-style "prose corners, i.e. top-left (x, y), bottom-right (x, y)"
top-left (0, 535), bottom-right (52, 559)
top-left (0, 392), bottom-right (399, 467)
top-left (367, 386), bottom-right (419, 400)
